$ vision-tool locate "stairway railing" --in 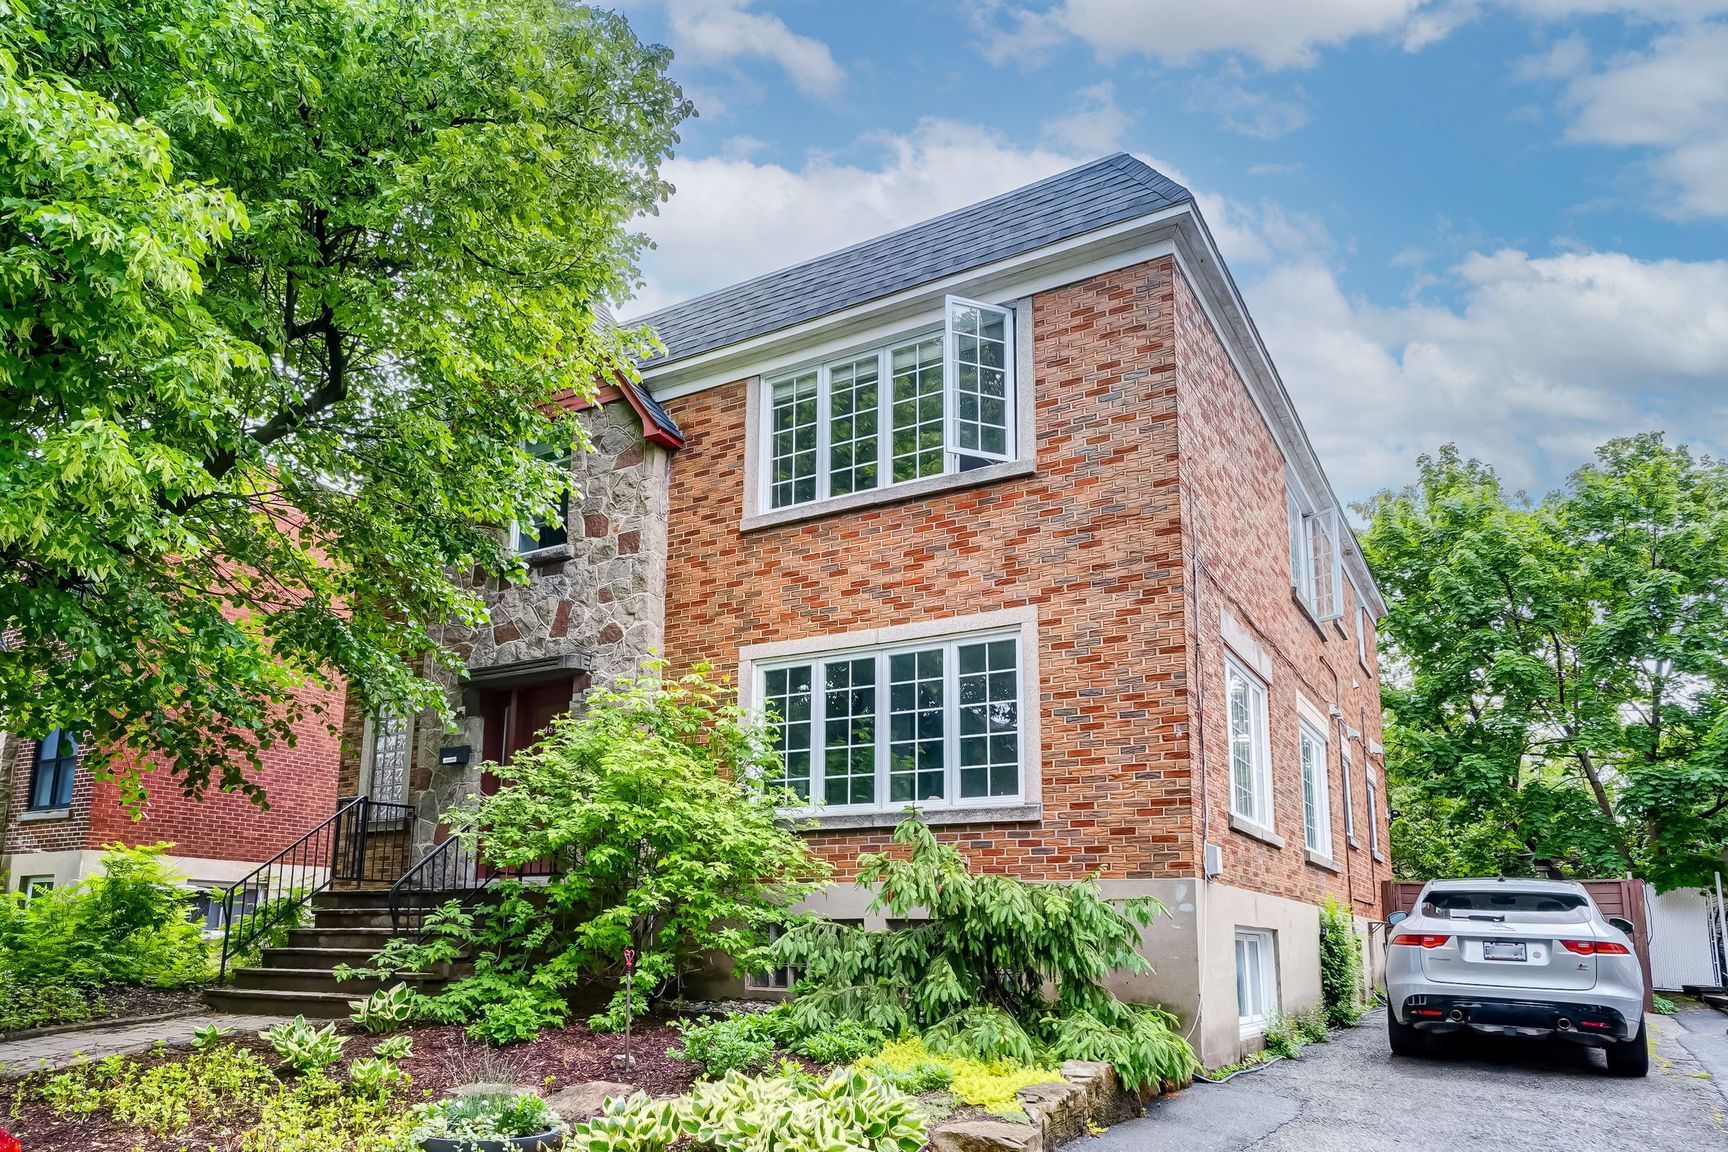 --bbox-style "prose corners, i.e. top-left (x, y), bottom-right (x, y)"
top-left (388, 829), bottom-right (558, 938)
top-left (216, 795), bottom-right (416, 978)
